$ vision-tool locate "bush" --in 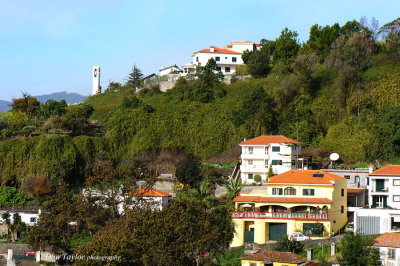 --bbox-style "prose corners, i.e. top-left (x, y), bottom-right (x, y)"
top-left (0, 117), bottom-right (9, 130)
top-left (0, 186), bottom-right (31, 206)
top-left (254, 174), bottom-right (262, 183)
top-left (272, 235), bottom-right (304, 254)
